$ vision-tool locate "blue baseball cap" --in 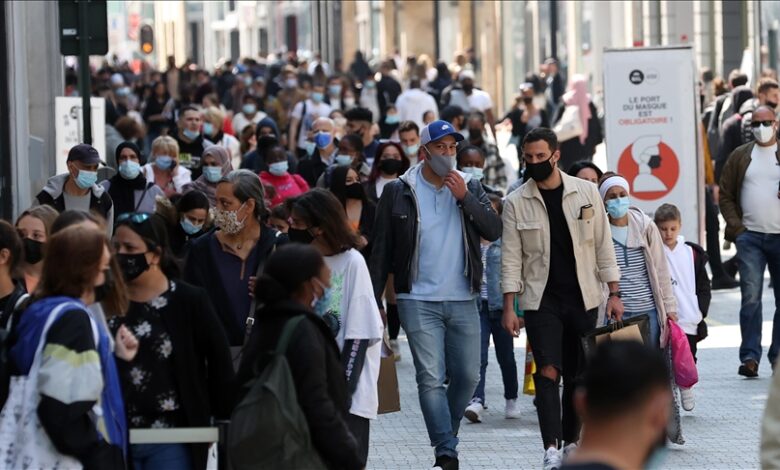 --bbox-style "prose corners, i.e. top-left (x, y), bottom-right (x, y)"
top-left (420, 120), bottom-right (465, 145)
